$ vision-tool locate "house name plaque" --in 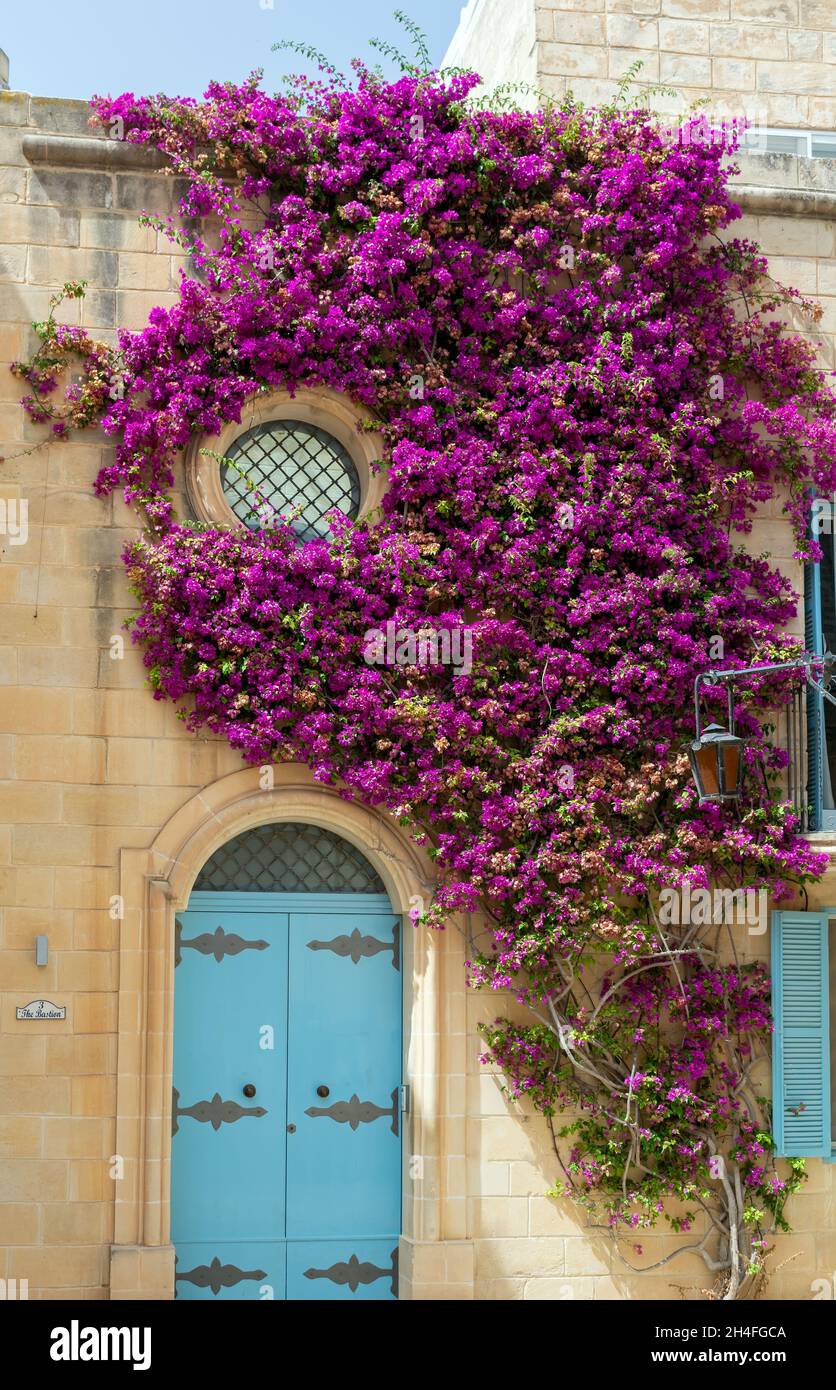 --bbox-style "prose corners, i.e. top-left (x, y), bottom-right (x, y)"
top-left (16, 999), bottom-right (66, 1021)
